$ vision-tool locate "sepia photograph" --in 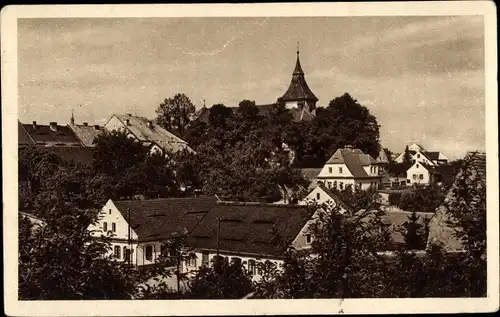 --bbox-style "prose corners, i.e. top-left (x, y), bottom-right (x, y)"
top-left (2, 2), bottom-right (498, 316)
